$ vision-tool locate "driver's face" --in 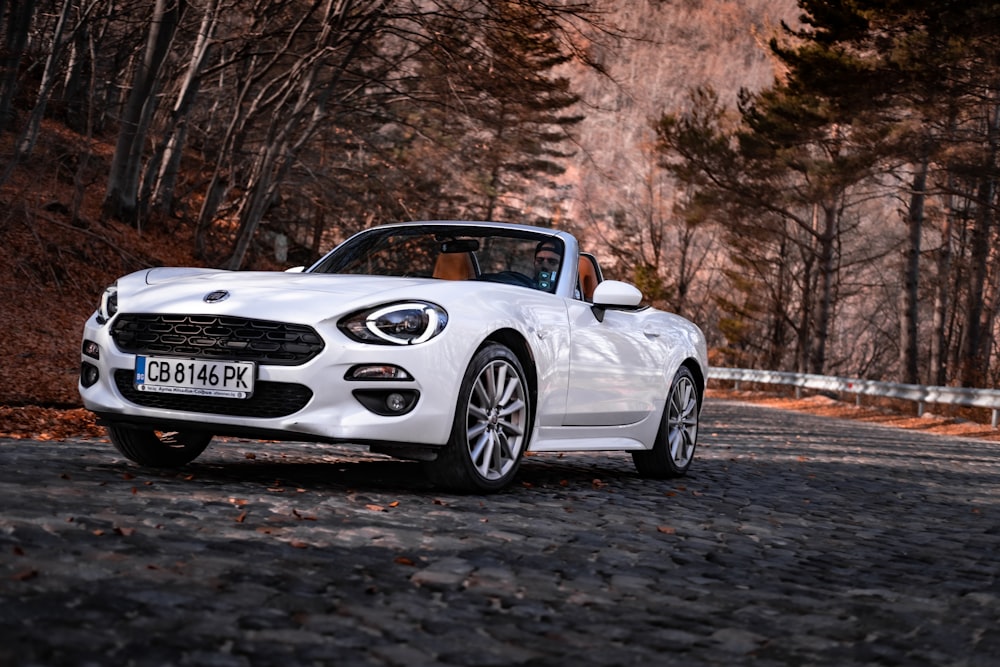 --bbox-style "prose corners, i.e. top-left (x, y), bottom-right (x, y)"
top-left (534, 252), bottom-right (560, 269)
